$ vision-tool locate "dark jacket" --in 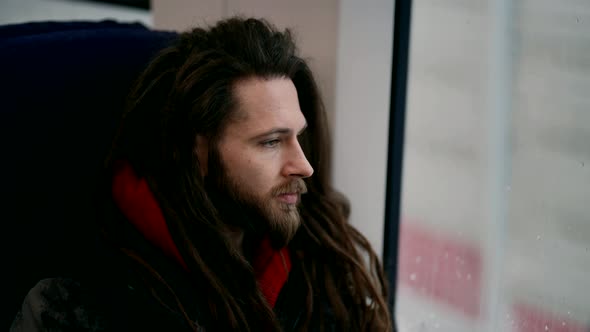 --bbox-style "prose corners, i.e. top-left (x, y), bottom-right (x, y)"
top-left (9, 204), bottom-right (335, 332)
top-left (9, 261), bottom-right (320, 332)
